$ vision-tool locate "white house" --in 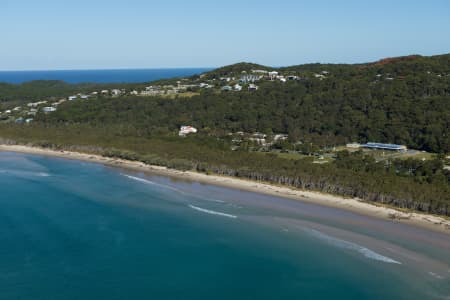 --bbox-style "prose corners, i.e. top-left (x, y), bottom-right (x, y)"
top-left (234, 84), bottom-right (242, 91)
top-left (252, 69), bottom-right (269, 74)
top-left (248, 84), bottom-right (259, 91)
top-left (268, 71), bottom-right (279, 80)
top-left (179, 126), bottom-right (198, 136)
top-left (346, 143), bottom-right (361, 149)
top-left (68, 95), bottom-right (78, 101)
top-left (27, 101), bottom-right (47, 107)
top-left (274, 134), bottom-right (288, 141)
top-left (42, 107), bottom-right (56, 113)
top-left (111, 89), bottom-right (122, 96)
